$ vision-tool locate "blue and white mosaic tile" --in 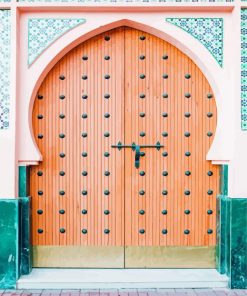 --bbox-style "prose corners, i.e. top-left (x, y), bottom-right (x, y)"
top-left (166, 18), bottom-right (223, 67)
top-left (241, 9), bottom-right (247, 130)
top-left (0, 10), bottom-right (11, 130)
top-left (28, 18), bottom-right (86, 65)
